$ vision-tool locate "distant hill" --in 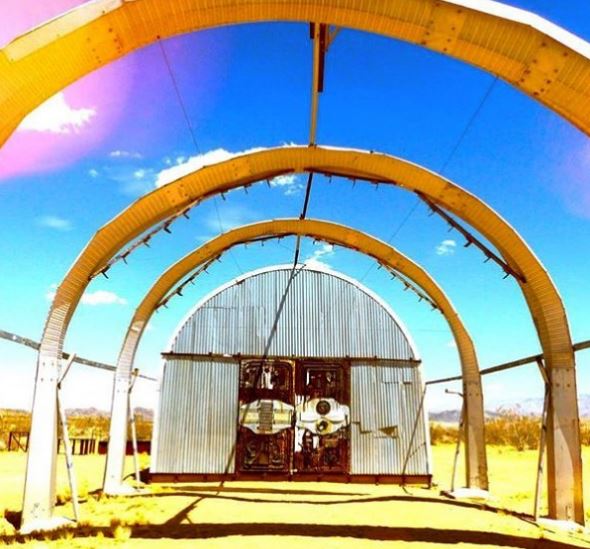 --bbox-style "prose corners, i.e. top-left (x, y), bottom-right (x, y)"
top-left (64, 407), bottom-right (153, 420)
top-left (430, 394), bottom-right (590, 423)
